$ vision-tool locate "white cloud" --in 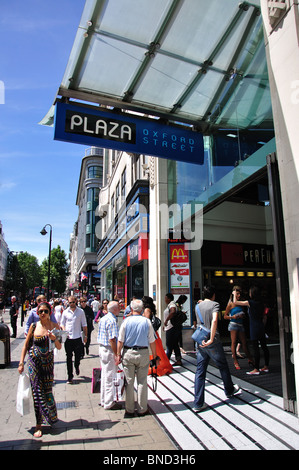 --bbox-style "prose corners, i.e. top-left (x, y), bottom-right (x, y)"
top-left (0, 181), bottom-right (17, 191)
